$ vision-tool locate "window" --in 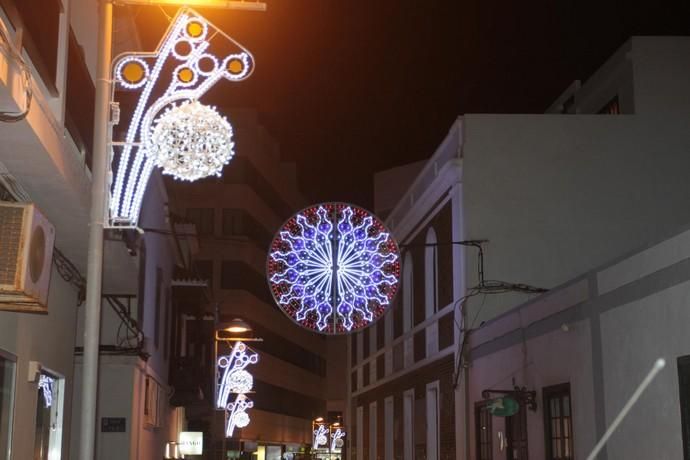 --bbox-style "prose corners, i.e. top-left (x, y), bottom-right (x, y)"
top-left (0, 352), bottom-right (16, 460)
top-left (350, 334), bottom-right (358, 365)
top-left (543, 384), bottom-right (573, 460)
top-left (678, 355), bottom-right (690, 459)
top-left (137, 241), bottom-right (147, 328)
top-left (186, 208), bottom-right (214, 236)
top-left (424, 228), bottom-right (438, 318)
top-left (402, 253), bottom-right (414, 332)
top-left (403, 390), bottom-right (414, 460)
top-left (154, 267), bottom-right (162, 349)
top-left (221, 208), bottom-right (244, 236)
top-left (475, 402), bottom-right (492, 460)
top-left (426, 382), bottom-right (440, 460)
top-left (194, 260), bottom-right (213, 289)
top-left (144, 376), bottom-right (160, 427)
top-left (34, 371), bottom-right (64, 460)
top-left (507, 401), bottom-right (529, 460)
